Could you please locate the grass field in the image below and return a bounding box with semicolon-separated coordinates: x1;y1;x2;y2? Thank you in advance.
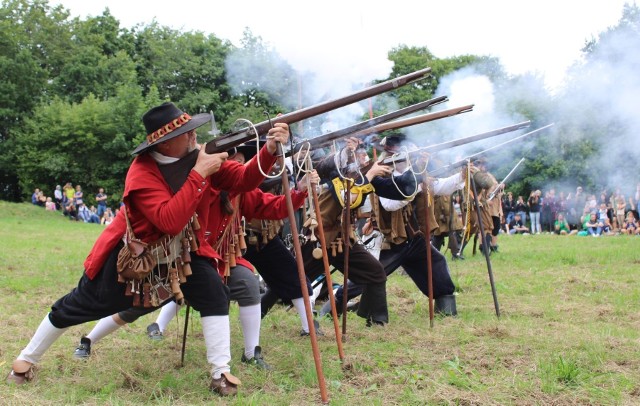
1;201;639;405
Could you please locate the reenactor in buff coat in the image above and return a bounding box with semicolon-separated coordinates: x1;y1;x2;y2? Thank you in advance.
432;193;465;260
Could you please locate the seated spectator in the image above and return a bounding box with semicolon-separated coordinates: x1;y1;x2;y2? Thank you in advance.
508;213;529;235
584;212;602;237
45;197;57;211
601;218;614;236
31;188;40;205
554;213;574;235
65;201;78;221
37;190;47;206
77;203;100;224
101;208;114;225
621;211;637;235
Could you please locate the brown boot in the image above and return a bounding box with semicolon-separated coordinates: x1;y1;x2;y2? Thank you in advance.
209;371;241;396
6;360;35;385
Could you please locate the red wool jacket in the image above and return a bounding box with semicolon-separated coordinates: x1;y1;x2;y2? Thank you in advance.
83;146;277;279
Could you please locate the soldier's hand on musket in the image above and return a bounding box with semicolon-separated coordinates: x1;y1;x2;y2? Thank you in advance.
415;150;431;166
297;170;320;193
194;144;228;178
266;123;290;154
365;161;392;181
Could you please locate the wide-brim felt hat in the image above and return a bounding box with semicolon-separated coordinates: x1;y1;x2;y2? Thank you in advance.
372;132;412;152
230;138;266;162
132;102;211;155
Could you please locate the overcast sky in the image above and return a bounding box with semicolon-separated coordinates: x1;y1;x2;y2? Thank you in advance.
53;0;630;91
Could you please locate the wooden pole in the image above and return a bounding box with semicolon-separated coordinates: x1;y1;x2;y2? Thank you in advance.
341;179;351;341
422;181;435;328
277;144;329;403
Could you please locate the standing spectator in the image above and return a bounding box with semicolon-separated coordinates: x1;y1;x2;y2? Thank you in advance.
74;185;84;207
615;196;626;231
528;190;542;234
95;188;108;219
502;192;516;225
63;183;75;203
570;186;586;226
54;185;63;210
515;195;528;227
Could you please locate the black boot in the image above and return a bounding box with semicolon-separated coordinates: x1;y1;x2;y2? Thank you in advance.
434;294;458;316
357;282;389;326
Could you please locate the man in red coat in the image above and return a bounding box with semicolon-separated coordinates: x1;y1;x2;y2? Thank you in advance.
7;102;289;397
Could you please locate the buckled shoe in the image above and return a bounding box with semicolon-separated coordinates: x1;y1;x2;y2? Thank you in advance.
6;361;34;385
73;336;91;359
146;322;163;340
209;371;241;396
300;319;324;337
241;345;272;370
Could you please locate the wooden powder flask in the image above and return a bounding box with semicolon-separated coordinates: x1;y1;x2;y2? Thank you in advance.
143;283;151;307
336;237;343;253
125;281;134;297
132;282;141;307
330;242;337;257
312;243;323;259
169;267;184;304
180;237;192;277
178;266;187;284
238;232;247;251
191;214;201;231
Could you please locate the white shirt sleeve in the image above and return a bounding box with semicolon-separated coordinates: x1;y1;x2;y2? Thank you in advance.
378;196;411;212
431;173;465;196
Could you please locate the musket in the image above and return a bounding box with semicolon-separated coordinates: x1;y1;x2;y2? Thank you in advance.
351;104;474;138
379;121;531;166
157;67;433;192
288;96;448;154
428;124;555;178
487;157;526;201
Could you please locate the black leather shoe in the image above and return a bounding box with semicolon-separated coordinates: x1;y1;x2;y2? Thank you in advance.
365;318;386;327
241;346;272;370
300;319;324;337
73;336;91;359
147;323;163;340
452;253;465;261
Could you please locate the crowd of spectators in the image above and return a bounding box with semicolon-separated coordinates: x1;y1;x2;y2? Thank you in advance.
31;184;119;226
502;184;640;237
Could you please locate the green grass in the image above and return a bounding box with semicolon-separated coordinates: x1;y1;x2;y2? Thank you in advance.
1;201;640;405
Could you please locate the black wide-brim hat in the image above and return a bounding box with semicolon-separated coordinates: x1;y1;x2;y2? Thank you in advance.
132;102;212;155
230;138;266;162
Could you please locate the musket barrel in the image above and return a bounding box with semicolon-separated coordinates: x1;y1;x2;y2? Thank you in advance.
290;95;448;153
428;123;554;177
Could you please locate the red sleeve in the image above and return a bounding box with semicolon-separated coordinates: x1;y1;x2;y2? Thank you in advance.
211;145;277;193
241;188;307;221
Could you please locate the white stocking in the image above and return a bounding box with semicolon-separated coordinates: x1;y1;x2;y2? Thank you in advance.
201;315;231;379
17;314;68;365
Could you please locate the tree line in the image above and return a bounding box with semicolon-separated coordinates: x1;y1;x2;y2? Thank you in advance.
1;0;638;205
